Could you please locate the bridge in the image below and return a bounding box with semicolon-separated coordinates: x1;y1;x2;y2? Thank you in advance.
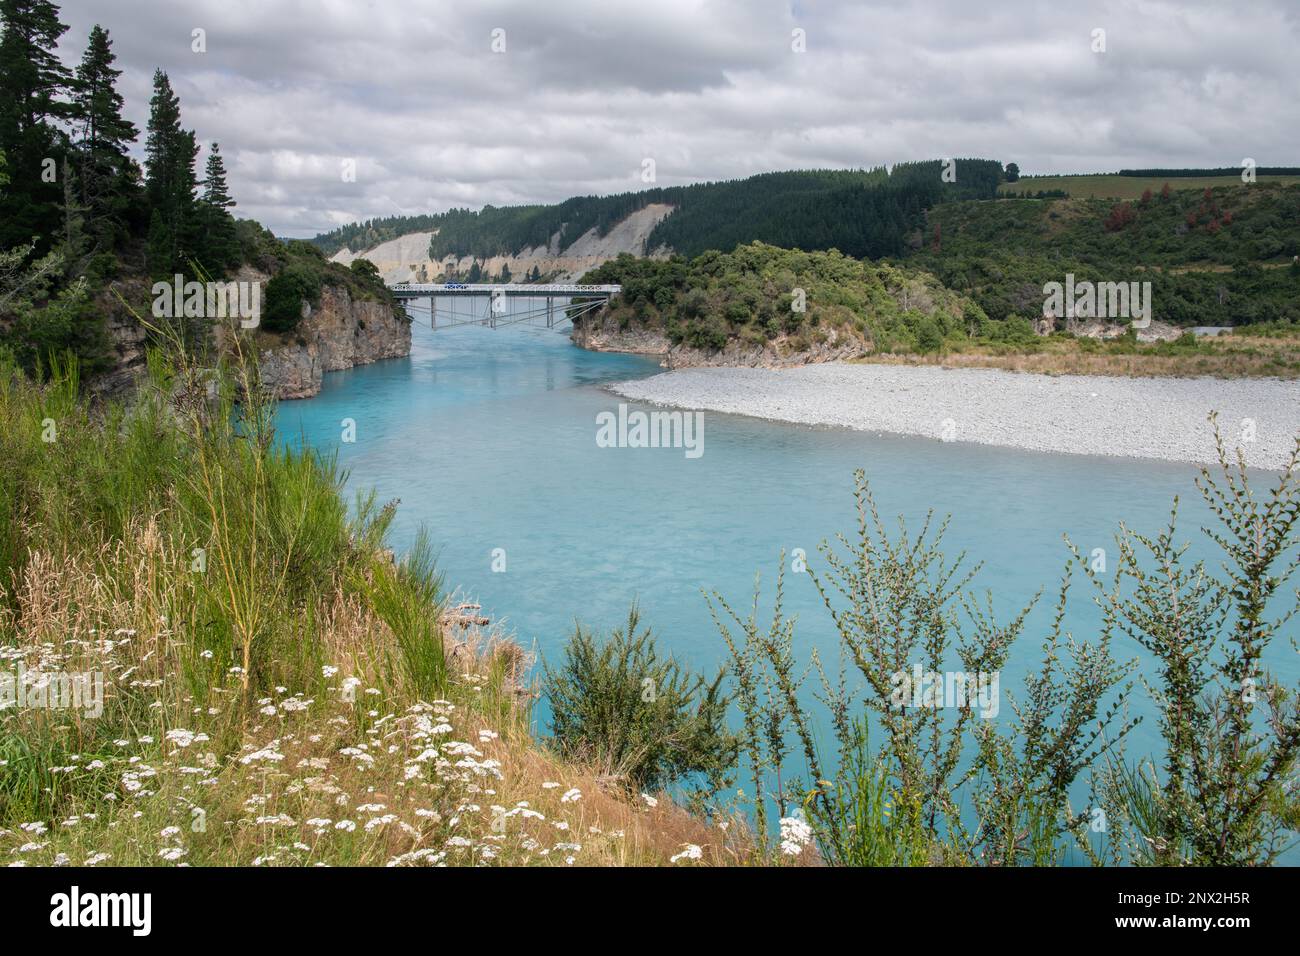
389;282;622;330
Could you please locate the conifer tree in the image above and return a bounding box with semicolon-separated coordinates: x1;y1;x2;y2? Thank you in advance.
0;0;73;249
144;70;198;276
197;142;240;271
201;142;233;209
70;24;138;249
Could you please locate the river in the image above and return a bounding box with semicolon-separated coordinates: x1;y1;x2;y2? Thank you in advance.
273;312;1298;861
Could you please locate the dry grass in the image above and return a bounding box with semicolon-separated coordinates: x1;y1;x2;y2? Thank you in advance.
856;332;1300;379
0;529;750;867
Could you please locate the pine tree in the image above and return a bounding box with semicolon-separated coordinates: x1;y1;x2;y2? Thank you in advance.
0;0;73;250
144;70;198;276
145;207;170;277
70;24;138;250
201;142;233;209
196;142;240;272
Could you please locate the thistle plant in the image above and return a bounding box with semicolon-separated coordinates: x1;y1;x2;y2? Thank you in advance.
1079;418;1300;865
712;469;1136;866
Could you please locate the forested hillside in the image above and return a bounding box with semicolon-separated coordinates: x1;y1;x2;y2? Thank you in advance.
0;5;241;374
309;141;1300;336
910;183;1300;326
311;160;1007;262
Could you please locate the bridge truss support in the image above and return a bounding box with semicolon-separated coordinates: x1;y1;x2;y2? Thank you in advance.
395;288;617;332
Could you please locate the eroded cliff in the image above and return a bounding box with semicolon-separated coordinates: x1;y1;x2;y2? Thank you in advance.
255;280;411;399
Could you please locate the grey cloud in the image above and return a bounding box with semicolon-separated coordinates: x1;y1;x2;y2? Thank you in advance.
52;0;1300;237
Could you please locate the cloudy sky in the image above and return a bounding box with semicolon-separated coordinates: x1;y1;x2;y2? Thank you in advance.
54;0;1300;238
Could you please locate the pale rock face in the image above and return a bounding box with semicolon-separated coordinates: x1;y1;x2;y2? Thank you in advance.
258;284;412;399
330;204;676;283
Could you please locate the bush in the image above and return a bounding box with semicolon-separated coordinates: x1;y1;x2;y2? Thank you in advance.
543;604;737;799
913;314;944;353
713;429;1300;866
262;262;322;333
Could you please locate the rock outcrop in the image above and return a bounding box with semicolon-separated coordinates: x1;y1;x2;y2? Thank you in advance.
570;312;867;369
1035;313;1186;343
257;282;411;400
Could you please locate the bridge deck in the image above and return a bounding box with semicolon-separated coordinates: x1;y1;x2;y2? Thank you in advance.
390;283;621;297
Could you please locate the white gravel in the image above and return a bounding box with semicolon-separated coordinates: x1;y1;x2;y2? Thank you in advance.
609;363;1300;469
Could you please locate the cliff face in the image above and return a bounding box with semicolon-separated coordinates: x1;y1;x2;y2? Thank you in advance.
330;203;675;284
256;282;411;400
570;313;867;369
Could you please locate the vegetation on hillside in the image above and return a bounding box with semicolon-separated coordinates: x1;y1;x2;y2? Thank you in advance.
583;235;1300;376
912;184;1300;328
580;242;980;356
0;2;251;374
1000;174;1300;201
312;161;1008;263
0;1;399;388
853;325;1300;379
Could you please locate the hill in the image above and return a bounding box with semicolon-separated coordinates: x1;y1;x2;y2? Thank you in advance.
911;182;1300;327
1000;173;1300;201
313;160;1007;277
572;242;978;366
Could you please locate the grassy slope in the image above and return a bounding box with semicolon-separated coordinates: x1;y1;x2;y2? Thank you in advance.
999;174;1300;201
0;351;740;867
851;326;1300;379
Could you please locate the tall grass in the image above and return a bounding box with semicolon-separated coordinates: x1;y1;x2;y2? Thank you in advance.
0;338;733;866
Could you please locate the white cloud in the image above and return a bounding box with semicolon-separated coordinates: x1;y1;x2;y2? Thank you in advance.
53;0;1300;236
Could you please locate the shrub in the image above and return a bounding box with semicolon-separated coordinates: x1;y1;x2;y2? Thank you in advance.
1080;421;1300;865
543;604;737;800
262;262;322;333
710;474;1135;865
913;314;944;353
712;426;1300;866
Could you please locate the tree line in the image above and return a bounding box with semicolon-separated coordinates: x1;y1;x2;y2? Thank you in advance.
0;0;241;372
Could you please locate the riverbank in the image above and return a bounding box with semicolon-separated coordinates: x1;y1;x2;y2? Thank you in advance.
0;353;738;868
609;362;1300;469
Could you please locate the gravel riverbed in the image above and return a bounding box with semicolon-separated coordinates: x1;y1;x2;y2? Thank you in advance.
609;363;1300;469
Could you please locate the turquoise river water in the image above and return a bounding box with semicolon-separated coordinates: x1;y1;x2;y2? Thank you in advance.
273;312;1297;862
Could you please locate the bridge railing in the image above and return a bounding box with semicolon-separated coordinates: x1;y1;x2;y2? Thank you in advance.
390;282;621;296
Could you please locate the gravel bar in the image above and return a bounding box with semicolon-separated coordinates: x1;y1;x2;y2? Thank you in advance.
609;363;1300;469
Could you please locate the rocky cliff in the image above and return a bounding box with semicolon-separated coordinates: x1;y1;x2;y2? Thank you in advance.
255;280;411;399
330;203;675;284
570;312;867;369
